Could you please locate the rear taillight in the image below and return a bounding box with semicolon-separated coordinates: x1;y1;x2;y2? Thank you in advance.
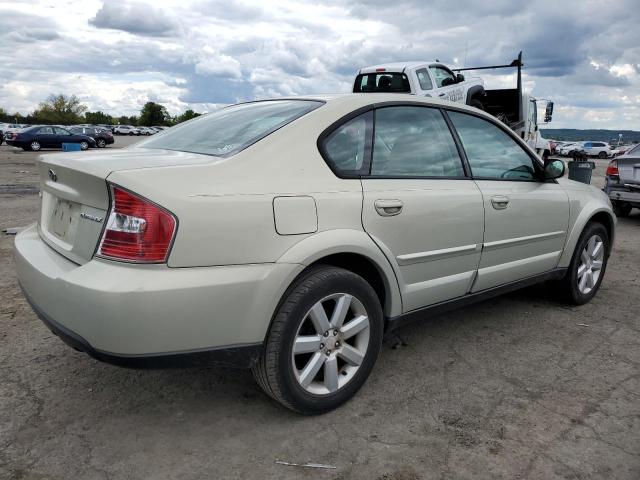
605;160;619;176
97;185;177;263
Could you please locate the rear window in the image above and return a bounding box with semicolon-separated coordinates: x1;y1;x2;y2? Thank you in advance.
353;73;410;93
138;100;322;157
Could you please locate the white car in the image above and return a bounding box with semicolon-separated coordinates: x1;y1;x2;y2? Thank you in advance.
137;127;156;135
114;125;140;135
582;141;612;159
15;94;615;414
558;142;583;156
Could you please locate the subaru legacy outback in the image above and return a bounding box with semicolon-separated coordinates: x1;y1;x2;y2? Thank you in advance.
16;94;614;414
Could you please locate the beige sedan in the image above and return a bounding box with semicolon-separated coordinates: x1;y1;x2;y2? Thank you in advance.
15;94;614;414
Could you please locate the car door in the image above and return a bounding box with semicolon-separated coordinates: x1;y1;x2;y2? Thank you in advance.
447;110;570;291
429;66;464;104
36;126;56;147
53;127;73;147
357;105;485;312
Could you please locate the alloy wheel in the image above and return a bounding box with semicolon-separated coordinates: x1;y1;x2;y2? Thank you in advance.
292;293;370;395
577;234;604;295
31;141;41;151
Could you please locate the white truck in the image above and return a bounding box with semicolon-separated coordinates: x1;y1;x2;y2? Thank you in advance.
354;52;554;161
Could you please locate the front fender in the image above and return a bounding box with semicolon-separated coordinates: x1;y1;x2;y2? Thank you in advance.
276;229;403;317
557;198;615;268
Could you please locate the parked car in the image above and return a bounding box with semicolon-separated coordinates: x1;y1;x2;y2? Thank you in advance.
114;125;140;135
15;95;615;414
582;141;612;158
5;125;96;151
558;142;583;156
69;126;114;148
137;127;155;135
604;143;640;217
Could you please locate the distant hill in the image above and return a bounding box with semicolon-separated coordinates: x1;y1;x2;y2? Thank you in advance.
541;129;640;143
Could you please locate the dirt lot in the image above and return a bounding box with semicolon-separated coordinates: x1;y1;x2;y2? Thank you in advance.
1;140;639;480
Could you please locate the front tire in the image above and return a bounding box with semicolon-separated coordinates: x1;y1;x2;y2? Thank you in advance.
253;266;383;414
30;141;41;151
79;141;89;150
96;138;106;148
598;151;608;159
557;222;609;305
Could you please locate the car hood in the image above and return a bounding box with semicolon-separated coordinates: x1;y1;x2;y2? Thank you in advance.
39;147;216;178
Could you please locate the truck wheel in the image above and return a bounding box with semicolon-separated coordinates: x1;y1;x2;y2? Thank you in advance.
556;222;609;305
253;266;383;414
613;202;632;218
469;98;484;111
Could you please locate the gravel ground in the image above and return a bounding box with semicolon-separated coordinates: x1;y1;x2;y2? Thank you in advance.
1;140;639;480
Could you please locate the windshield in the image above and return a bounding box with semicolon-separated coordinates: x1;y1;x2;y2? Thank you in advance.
138;100;323;157
353;73;410;93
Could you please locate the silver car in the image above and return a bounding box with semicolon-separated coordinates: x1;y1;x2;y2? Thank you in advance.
15;94;615;413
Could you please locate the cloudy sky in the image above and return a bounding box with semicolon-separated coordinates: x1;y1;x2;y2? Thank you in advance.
0;0;639;129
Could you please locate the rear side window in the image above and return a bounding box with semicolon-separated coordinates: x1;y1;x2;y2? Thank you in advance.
449;111;537;180
371;106;464;177
139;100;323;157
321;111;372;175
354;73;410;93
415;69;433;90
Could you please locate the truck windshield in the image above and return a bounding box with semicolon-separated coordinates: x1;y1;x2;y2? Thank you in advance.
138;100;323;157
353;73;411;93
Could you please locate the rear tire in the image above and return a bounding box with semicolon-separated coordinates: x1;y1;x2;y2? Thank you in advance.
29;141;41;151
613;202;632;218
253;266;383;414
556;222;609;305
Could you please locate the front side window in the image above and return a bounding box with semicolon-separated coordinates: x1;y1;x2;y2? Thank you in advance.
353;73;411;93
321;111;372;175
139;100;322;157
429;66;456;88
415;69;433;91
371;106;464;177
38;127;54;134
448;111;538;180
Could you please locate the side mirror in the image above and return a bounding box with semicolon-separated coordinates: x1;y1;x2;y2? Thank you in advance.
544;101;554;123
544;159;565;179
456;73;465;83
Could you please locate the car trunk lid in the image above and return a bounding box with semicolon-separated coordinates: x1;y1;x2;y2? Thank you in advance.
616;155;640;186
36;148;213;264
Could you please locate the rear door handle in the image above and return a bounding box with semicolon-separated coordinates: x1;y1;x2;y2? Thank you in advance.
374;199;403;216
491;195;510;210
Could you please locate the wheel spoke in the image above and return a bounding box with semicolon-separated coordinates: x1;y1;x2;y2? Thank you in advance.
330;294;352;329
586;271;595;289
337;344;364;366
591;260;603;271
293;335;322;354
578;271;589;292
309;302;331;334
298;352;325;388
577;264;587;278
581;249;590;265
340;315;369;340
591;241;603;259
587;236;596;256
323;356;339;393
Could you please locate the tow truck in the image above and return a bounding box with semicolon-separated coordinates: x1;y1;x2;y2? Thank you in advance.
353;52;554;161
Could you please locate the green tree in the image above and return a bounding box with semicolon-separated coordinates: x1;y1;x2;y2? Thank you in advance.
174;109;201;124
85;111;114;125
138;102;171;126
32;94;87;125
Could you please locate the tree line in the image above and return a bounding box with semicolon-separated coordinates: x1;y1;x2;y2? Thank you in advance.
0;94;202;127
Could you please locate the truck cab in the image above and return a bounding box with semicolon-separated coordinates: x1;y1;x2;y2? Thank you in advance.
353;62;486;107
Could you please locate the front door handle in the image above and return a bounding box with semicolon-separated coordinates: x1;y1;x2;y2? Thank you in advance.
491;195;510;210
374;199;404;217
438;93;446;97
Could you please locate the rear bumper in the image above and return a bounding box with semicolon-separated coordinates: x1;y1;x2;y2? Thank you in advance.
607;186;640;205
15;223;302;367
